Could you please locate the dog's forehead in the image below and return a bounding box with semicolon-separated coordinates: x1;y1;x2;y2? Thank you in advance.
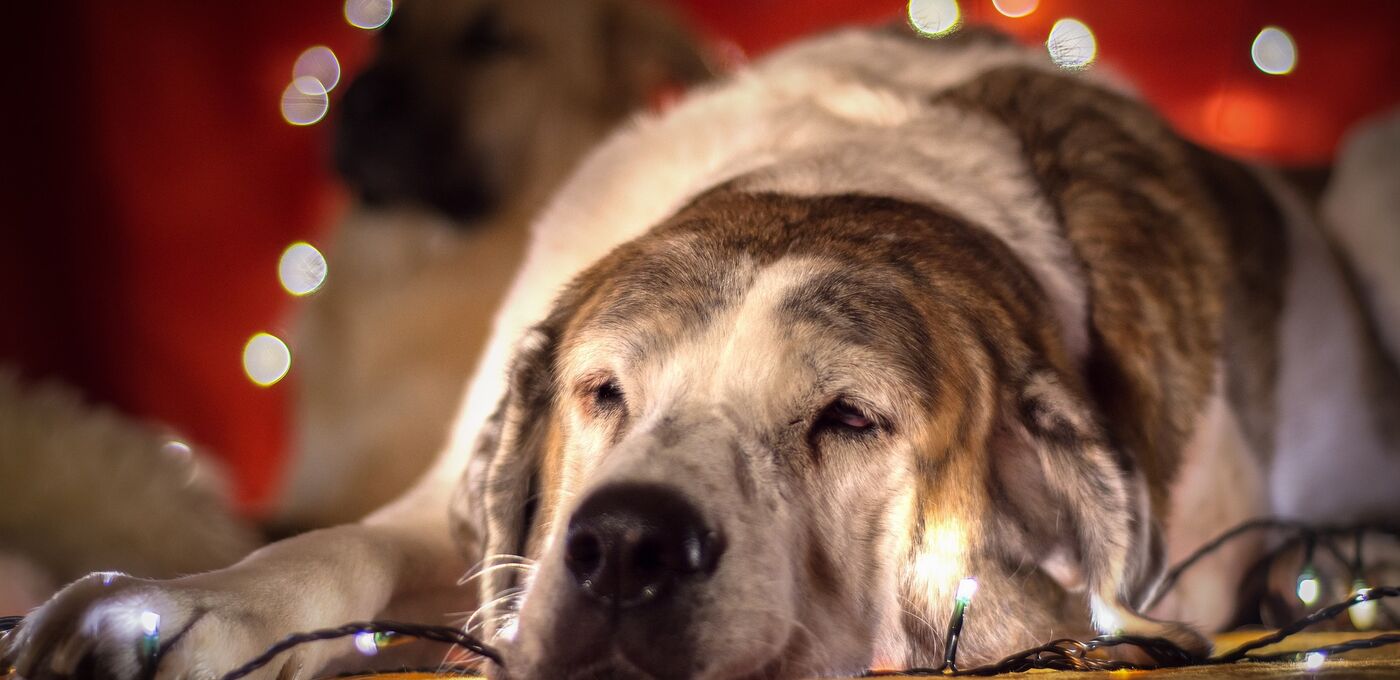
558;192;959;408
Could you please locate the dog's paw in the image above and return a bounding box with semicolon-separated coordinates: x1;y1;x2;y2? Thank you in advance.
2;572;302;680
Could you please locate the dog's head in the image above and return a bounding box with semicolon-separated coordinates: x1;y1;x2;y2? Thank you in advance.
333;0;709;221
467;189;1195;679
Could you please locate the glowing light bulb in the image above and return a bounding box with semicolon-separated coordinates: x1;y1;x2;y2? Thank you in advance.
278;242;328;296
1304;652;1325;671
1251;26;1297;76
1296;567;1320;607
293;46;340;93
992;0;1037;18
243;333;291;387
956;577;979;604
345;0;393;30
908;0;960;38
1350;581;1378;631
1047;18;1097;70
140;611;161;637
354;631;379;656
281;77;329;126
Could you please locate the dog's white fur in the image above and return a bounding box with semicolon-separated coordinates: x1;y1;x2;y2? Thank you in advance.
6;27;1398;680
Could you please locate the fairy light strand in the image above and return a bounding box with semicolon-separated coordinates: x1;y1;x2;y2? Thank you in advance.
4;522;1399;679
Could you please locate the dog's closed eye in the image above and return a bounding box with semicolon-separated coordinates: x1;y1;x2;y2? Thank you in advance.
813;399;878;437
578;374;626;419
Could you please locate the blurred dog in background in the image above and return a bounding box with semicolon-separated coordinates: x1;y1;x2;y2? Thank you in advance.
275;0;711;528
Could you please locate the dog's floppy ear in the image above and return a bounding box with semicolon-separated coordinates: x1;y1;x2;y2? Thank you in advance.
599;0;714;110
452;321;562;636
1002;368;1208;654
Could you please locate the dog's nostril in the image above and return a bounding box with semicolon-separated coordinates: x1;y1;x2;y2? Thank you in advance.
565;531;603;579
564;483;724;609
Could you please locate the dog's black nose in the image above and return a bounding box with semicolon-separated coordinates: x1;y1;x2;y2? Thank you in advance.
564;483;724;608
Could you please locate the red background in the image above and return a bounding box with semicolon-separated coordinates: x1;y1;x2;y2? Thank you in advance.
4;1;1398;514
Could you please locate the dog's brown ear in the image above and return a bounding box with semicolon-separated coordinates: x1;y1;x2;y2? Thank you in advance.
1003;368;1209;655
599;0;713;109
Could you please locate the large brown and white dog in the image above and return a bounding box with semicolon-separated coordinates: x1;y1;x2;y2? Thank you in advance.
7;24;1400;680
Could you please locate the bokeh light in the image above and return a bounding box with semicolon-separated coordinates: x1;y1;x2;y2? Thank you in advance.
992;0;1038;19
293;46;341;93
345;0;393;30
1304;652;1325;671
162;439;192;460
1047;18;1097;69
354;631;379;656
1251;26;1297;75
281;77;329;126
140;611;161;636
278;242;328;296
1350;582;1378;631
908;0;960;38
243;333;291;387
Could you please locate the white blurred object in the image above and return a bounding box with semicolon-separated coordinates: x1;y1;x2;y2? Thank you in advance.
0;369;258;601
1321;106;1400;366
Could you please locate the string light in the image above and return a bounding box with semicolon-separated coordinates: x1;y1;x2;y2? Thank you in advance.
1297;565;1320;607
242;333;291;387
942;577;978;670
353;631;379;656
1303;651;1326;671
1251;26;1297;75
292;46;340;93
1047;18;1097;69
907;0;961;38
280;77;329;126
1350;581;1378;631
344;0;393;30
140;610;161;660
278;242;327;296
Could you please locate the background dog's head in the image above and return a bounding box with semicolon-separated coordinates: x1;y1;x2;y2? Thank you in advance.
465;188;1197;679
333;0;710;221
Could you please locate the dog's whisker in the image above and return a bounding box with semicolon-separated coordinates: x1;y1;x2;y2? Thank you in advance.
464;587;528;633
459;554;536;585
458;561;537;587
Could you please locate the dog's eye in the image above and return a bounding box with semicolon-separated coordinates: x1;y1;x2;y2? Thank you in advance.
590;379;625;411
814;399;877;436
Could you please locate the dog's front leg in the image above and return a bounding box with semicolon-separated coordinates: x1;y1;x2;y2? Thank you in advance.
1;490;471;680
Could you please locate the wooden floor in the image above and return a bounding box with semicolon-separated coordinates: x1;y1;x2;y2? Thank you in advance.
333;632;1400;679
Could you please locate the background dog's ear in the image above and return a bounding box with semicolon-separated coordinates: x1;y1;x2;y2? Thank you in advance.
1001;368;1210;655
599;0;714;111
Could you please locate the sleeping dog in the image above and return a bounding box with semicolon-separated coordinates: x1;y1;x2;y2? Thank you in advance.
7;24;1400;680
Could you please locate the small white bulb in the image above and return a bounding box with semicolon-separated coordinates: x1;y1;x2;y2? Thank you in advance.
140;611;161;637
956;577;979;603
1304;652;1325;671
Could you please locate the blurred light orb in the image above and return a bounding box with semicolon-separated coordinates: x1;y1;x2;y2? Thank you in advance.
1251;26;1297;75
908;0;960;38
293;46;341;93
345;0;393;30
1047;18;1097;69
992;0;1038;18
243;333;291;387
1304;652;1325;671
281;77;329;126
1350;582;1378;630
278;242;328;296
162;439;192;460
